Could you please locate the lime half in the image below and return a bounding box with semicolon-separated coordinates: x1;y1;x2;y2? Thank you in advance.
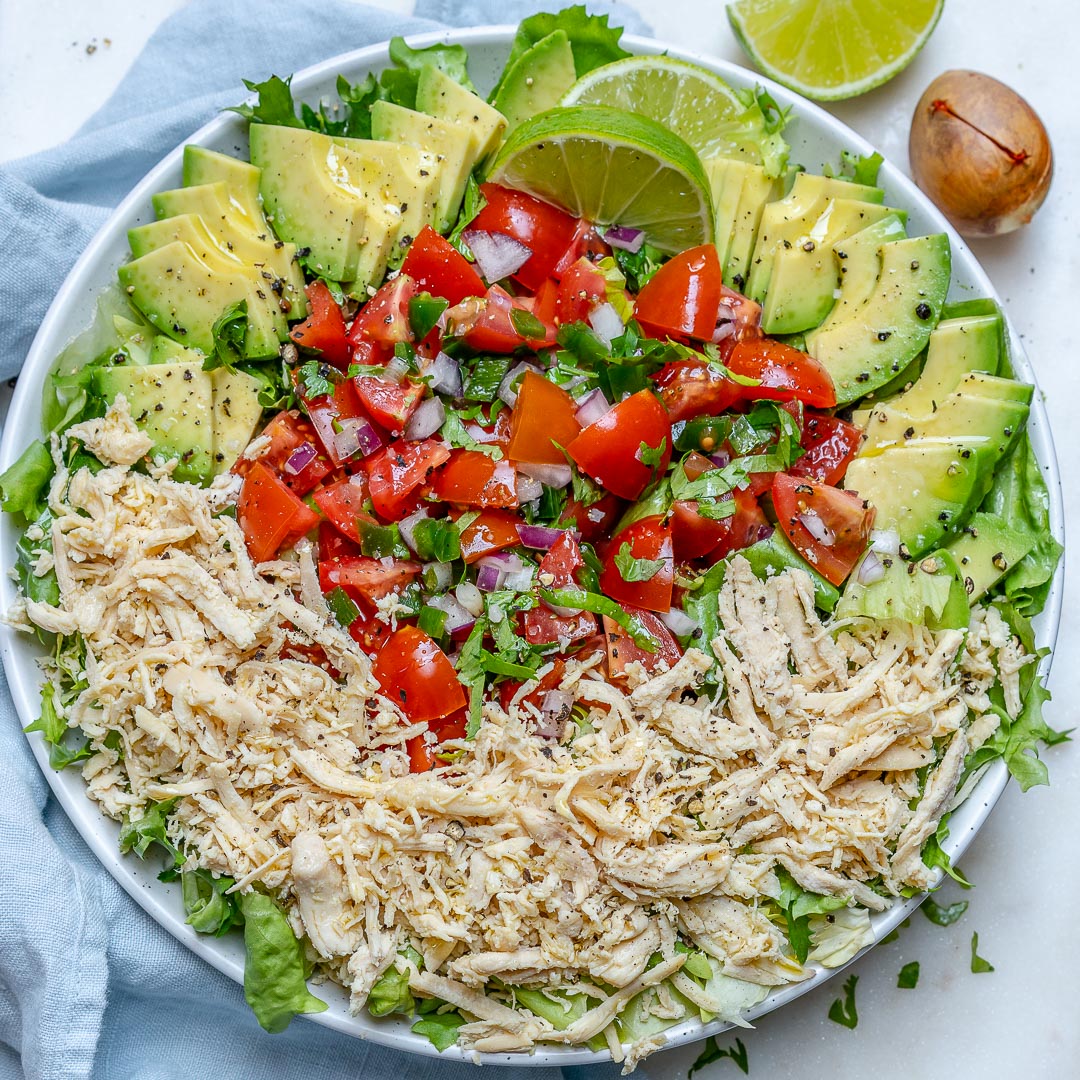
486;106;713;253
727;0;944;101
561;55;771;165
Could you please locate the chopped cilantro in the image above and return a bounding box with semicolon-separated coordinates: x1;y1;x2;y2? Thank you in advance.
921;897;968;927
970;932;994;973
688;1035;749;1077
297;360;336;400
827;974;859;1029
614;541;664;583
897;961;920;989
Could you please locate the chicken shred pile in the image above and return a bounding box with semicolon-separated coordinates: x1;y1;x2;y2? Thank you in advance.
12;400;1030;1065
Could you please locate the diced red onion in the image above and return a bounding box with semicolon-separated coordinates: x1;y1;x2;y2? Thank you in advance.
283;442;318;476
333;417;383;461
574;388;611;428
603;225;645;253
515;473;544;504
755;524;774;543
426;351;462;398
659;607;701;636
799;510;835;546
404;396;445;441
498;360;541;409
383;353;410;385
870;528;901;555
462;229;532;283
450;619;477;641
517;524;568;550
428;592;475;632
588;302;624;346
423;560;453;592
712;320;736;344
709;449;731;468
398;509;429;554
476;562;506;592
516;461;573;489
477;551;524;573
455;581;484;616
857;550;886;585
536;689;574;738
503;565;535;593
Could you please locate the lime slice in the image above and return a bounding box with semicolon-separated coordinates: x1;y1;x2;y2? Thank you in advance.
560;55;787;175
486;106;713;253
727;0;944;101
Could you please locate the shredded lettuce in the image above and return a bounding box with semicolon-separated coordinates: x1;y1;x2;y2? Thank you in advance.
181;869;244;936
837;548;969;629
0;441;54;520
774;866;849;964
806;906;873;968
119;797;183;862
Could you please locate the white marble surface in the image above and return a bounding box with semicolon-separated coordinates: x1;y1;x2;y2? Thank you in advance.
1;2;1077;1078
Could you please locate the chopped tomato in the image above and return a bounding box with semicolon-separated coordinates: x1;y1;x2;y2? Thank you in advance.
464;407;513;452
471;184;578;291
348;605;395;656
498;658;568;712
365;438;450;520
432;450;518;508
553;220;611;276
458;508;520;563
671;487;769;562
347;274;415;348
719;283;763;341
296;375;373;468
567;389;671;500
400;226;485;305
373;626;465;724
555;257;606;324
232;410;332;495
319;555;421;604
312;474;374;544
790;413;864;486
725;338;837;408
237;461;320;563
353;374;425;436
772;473;876;586
634;245;723;341
600;515;674;613
318;520;360;562
507;371;582;466
449;285;554;353
524;533;598;645
603;610;682;680
289;281;350;368
529;277;559;326
653;360;741;423
407;708;468;772
558;492;624;544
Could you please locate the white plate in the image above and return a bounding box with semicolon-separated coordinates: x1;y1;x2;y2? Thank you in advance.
0;26;1064;1068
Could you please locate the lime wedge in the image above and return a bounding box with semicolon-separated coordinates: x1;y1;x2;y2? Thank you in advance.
560;55;788;176
727;0;944;101
486;106;713;253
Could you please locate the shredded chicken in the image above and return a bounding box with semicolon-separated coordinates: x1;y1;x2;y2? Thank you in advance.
14;401;1027;1066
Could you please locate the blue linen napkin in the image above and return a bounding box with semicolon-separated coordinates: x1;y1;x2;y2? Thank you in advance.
0;2;650;1078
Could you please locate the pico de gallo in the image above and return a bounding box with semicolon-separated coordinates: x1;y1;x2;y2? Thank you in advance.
234;185;873;771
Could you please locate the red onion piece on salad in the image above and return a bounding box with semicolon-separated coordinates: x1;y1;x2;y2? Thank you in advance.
857;550;886;585
799;511;835;546
382;353;410;385
476;562;506;592
516;461;573;489
602;225;645;253
427;592;475;633
398;509;429;554
333;417;383;461
536;689;574;739
517;524;569;550
283;442;318;476
462;229;532;283
515;473;544;504
659;607;700;636
870;528;901;555
588;302;624;346
404;396;445;441
425;351;463;398
477;551;524;574
574;388;611;428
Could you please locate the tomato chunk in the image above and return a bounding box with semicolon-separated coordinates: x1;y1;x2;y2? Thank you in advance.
634;245;722;341
604;610;682;680
319;555;420;604
498;659;568;713
555;257;606;324
471;184;578;291
653;360;741;423
289;281;350;368
772;473;876;586
400;226;486;305
671;487;769;562
726;338;837;408
449;285;554;353
237;461;320;563
312;475;375;544
365;438;450;520
353;374;425;436
790;413;864;486
433;450;518;508
507;371;582;466
407;708;468;772
524;533;598;645
458;508;521;563
373;626;465;724
600;515;674;613
567;389;671;500
232;410;332;495
347;274;415;348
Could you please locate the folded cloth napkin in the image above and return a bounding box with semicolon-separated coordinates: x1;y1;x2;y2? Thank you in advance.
0;2;650;1078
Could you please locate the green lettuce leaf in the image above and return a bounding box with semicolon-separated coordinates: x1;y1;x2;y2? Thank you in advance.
369;946;423;1016
411;1011;466;1051
381;37;474;110
774;866;849;964
237;890;328;1032
182;869;244;935
0;440;54;520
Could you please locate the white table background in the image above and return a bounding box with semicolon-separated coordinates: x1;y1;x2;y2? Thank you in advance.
1;2;1077;1078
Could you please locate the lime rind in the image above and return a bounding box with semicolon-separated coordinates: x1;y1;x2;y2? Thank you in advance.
727;0;944;101
486;105;714;252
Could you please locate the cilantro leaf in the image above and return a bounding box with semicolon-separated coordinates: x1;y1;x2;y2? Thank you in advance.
688;1035;749;1077
440;411;503;459
611;242;664;293
827;974;859;1029
637;436;667;475
922;896;968;926
970;932;995;973
614;541;664;583
297;360;336;400
201;300;249;372
228;75;305;127
897;961;920;989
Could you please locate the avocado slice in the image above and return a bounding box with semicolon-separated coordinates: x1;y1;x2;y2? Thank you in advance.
370;101;481;232
492;30;576;134
946;511;1039;603
843;437;981;557
415;66;507;160
182;146;264;223
96;361;215;483
118;240;282;359
152;182;307;313
805;233;951;406
746;172;885;304
703;157;783;288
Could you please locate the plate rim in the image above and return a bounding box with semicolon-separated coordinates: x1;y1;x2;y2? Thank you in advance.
0;23;1064;1068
